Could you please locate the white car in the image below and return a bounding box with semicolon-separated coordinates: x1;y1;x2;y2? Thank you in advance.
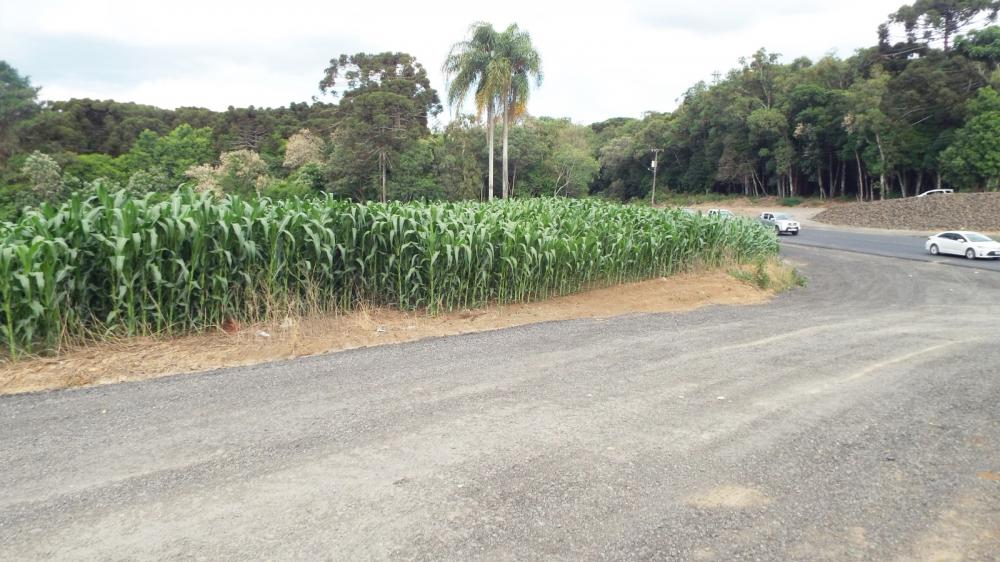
916;189;954;197
707;208;735;219
926;231;1000;259
759;212;800;235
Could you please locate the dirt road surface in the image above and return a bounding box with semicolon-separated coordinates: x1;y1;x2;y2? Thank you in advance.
1;245;998;560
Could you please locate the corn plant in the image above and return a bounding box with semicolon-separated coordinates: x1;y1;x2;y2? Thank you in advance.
0;187;777;357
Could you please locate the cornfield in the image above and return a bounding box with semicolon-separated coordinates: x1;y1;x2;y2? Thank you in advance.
1;188;777;357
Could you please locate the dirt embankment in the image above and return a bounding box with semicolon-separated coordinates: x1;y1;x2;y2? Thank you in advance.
813;193;1000;231
0;261;799;396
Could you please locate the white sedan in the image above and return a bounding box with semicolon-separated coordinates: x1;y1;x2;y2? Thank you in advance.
916;188;953;197
926;231;1000;259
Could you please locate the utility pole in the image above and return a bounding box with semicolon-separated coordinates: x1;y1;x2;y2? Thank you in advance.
650;148;663;206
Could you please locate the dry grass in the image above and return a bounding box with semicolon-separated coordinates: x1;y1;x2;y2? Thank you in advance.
0;263;801;396
728;257;808;292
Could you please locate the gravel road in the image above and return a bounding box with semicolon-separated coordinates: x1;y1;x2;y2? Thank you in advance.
1;245;998;561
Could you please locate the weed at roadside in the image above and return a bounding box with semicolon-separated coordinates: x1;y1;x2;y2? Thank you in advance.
729;257;806;292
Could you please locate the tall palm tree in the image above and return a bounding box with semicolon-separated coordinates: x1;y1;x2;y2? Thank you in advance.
443;23;501;201
493;24;542;199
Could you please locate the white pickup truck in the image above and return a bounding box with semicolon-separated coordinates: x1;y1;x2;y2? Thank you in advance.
759;212;800;235
707;208;735;219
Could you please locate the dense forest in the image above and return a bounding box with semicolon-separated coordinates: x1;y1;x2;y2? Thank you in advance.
4;0;1000;220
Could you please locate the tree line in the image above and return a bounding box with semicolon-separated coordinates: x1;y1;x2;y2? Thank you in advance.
593;0;1000;201
3;1;1000;220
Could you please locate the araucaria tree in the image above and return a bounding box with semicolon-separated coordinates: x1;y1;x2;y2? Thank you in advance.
889;0;1000;50
320;52;441;202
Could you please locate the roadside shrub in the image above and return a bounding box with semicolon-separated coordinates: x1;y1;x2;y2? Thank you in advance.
184;150;270;195
127;168;172;193
730;256;772;290
730;257;807;291
283;129;326;169
263;178;314;200
781;196;803;206
752;258;771;289
21;151;63;202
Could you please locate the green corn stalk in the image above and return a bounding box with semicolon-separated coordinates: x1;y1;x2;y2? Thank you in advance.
0;189;777;356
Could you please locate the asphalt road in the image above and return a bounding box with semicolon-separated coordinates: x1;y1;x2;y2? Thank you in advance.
2;245;999;560
783;226;1000;272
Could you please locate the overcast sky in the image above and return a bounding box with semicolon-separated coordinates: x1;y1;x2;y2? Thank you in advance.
2;0;906;125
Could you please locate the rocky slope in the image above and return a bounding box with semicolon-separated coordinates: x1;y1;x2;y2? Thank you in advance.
813;193;1000;232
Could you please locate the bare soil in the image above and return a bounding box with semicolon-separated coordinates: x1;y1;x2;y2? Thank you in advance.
0;265;788;395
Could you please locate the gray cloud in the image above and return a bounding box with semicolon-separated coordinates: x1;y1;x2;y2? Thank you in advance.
0;0;904;122
2;31;359;105
637;0;822;33
3;34;197;86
